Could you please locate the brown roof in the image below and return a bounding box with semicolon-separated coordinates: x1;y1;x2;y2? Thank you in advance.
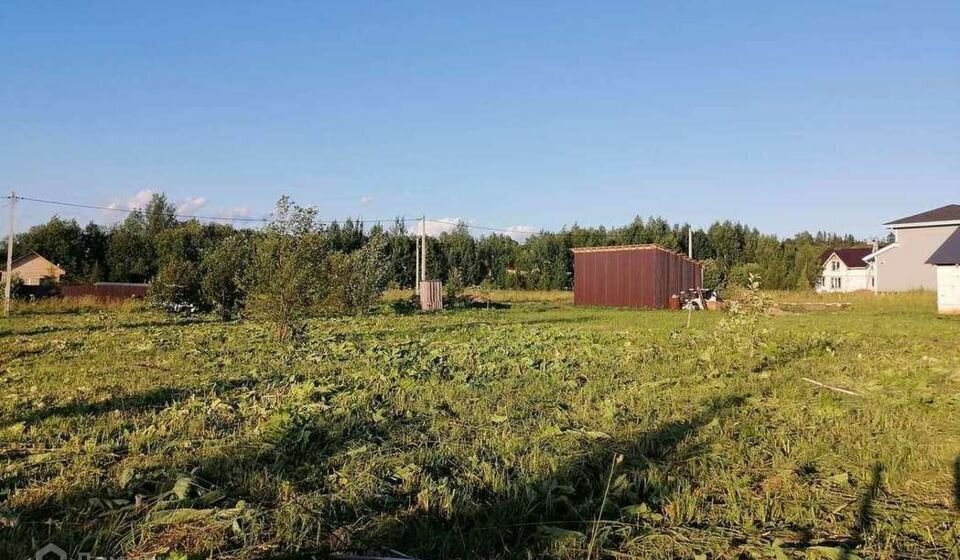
820;247;872;269
926;228;960;265
884;204;960;226
570;244;699;264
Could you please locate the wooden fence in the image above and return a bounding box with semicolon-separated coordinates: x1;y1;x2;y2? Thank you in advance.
419;280;443;311
61;282;149;300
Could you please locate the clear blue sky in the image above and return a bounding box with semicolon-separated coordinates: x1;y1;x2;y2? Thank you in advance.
2;1;958;239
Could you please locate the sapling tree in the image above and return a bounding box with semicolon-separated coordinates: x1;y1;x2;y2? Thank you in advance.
245;197;330;341
201;234;252;320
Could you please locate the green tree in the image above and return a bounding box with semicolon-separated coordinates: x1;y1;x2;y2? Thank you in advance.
149;259;203;310
244;197;330;341
728;263;763;288
202;234;252;320
344;233;389;314
107;211;154;282
701;258;725;291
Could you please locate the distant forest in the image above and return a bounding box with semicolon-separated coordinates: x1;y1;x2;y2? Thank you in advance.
12;193;878;291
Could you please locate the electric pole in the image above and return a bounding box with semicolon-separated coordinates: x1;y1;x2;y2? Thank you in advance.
4;191;15;316
420;216;427;284
414;232;420;295
688;226;693;259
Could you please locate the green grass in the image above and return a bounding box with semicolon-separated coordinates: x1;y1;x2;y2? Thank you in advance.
0;292;958;559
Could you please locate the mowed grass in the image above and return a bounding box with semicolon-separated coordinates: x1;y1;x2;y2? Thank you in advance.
0;292;958;559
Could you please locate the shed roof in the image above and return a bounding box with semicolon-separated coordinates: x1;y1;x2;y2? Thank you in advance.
570;244;699;264
926;228;960;265
820;247;872;269
884;204;960;227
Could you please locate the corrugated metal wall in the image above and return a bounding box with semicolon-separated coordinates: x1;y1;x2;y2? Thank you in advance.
573;246;702;309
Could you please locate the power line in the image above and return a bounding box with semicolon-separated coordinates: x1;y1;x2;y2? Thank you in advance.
426;218;539;235
13;195;269;223
9;195;419;226
3;194;704;243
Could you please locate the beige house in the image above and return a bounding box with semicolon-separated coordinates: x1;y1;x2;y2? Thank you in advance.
1;252;66;285
864;205;960;292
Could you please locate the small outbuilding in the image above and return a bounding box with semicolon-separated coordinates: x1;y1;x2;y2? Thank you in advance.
572;244;702;309
926;228;960;315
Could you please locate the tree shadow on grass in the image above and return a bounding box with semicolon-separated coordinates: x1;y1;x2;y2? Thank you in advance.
0;317;217;339
334;393;748;559
4;391;746;560
954;455;960;512
2;378;253;429
840;462;884;560
2;386;188;429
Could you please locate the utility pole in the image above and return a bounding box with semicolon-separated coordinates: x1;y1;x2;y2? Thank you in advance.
420;216;427;284
4;191;15;316
414;232;420;295
688;226;693;259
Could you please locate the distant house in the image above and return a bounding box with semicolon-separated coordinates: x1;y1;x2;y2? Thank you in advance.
0;252;65;286
816;247;874;293
926;228;960;314
864;204;960;292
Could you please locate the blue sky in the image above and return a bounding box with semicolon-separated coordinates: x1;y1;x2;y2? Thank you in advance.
1;1;958;239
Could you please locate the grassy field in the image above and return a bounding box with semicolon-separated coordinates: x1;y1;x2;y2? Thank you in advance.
1;292;958;559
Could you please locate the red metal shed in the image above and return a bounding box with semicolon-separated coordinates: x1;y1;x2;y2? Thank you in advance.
572;245;702;309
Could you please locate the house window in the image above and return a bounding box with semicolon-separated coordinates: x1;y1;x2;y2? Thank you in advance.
831;277;842;290
831;260;840;271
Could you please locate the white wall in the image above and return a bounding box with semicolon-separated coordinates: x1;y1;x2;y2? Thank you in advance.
936;265;960;314
816;255;873;293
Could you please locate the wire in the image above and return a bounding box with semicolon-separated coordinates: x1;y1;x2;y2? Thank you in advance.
12;195;419;226
426;218;534;235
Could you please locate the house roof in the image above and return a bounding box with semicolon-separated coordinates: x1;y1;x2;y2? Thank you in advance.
820;247;872;269
884;204;960;227
8;251;65;272
926;228;960;265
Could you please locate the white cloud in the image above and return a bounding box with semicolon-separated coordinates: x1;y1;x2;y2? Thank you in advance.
359;195;374;206
104;189;154;212
176;196;207;214
215;206;257;224
423;217;465;236
503;225;537;242
102;190;257;224
418;219;538;241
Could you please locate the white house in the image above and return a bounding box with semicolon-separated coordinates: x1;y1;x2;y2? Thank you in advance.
926;228;960;314
816;247;875;293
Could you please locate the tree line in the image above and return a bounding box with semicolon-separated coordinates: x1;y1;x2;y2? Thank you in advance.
12;192;872;298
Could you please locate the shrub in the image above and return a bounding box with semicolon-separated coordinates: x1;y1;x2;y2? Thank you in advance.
149;259;203;312
701;258;725;292
201;234;252;321
727;263;763;288
344;233;389;314
445;266;464;302
244;197;330;341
